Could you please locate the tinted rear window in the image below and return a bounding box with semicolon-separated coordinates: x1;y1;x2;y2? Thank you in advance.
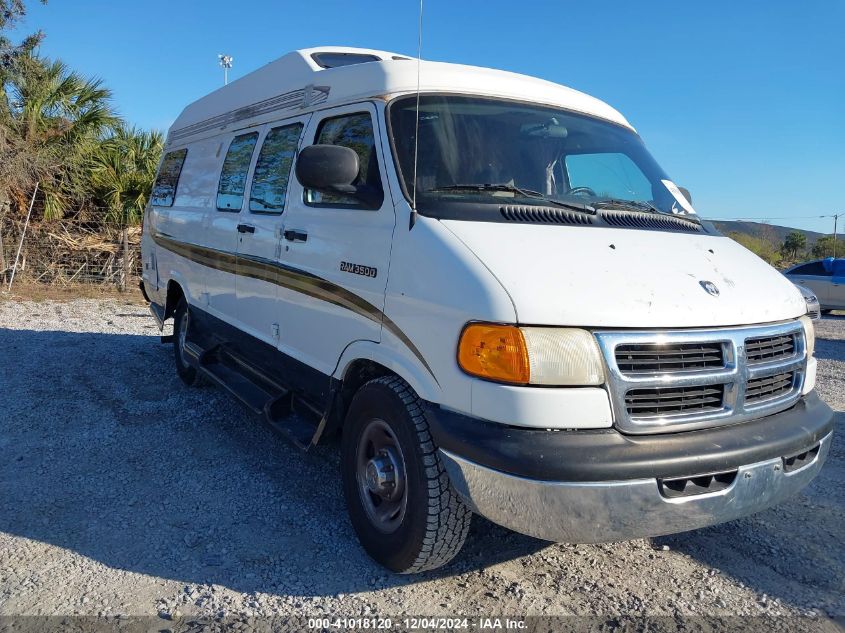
217;133;259;211
151;149;187;207
249;123;303;213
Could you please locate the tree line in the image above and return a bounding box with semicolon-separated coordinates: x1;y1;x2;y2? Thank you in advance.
1;0;162;228
727;229;839;269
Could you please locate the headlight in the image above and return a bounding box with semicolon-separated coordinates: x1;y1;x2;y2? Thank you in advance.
800;315;815;356
457;323;605;385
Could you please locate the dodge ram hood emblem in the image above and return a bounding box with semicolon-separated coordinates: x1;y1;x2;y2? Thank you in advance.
700;280;720;297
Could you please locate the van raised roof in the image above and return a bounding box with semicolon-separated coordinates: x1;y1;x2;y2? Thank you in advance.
167;46;631;146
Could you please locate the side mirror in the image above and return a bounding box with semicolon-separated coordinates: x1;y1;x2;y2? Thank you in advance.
678;187;693;205
295;144;382;208
296;144;359;193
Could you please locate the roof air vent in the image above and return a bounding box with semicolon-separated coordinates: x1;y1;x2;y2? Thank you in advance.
311;52;381;69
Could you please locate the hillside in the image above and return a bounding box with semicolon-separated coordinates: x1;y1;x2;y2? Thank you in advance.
712;220;827;244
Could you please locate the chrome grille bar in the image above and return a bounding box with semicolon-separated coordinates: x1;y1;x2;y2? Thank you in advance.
615;341;725;373
745;333;796;364
595;321;806;434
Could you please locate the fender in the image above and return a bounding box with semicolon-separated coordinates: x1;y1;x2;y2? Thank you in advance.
162;270;197;321
334;339;442;403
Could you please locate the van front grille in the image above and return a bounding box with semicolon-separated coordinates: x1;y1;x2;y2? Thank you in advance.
745;372;796;404
625;384;725;418
745;333;796;364
596;321;807;434
615;342;724;374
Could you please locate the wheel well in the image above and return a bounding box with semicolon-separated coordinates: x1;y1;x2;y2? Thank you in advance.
329;359;397;434
163;281;185;321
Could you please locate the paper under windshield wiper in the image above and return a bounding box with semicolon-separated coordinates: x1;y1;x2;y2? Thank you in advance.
593;198;663;213
428;183;595;213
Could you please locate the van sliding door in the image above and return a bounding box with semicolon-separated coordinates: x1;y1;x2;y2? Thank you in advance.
235;116;310;348
205;132;260;328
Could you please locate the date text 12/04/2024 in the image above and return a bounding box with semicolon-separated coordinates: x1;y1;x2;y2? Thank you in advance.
307;617;527;630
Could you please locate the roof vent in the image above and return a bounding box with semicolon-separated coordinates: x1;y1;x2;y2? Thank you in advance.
500;205;596;226
311;52;381;69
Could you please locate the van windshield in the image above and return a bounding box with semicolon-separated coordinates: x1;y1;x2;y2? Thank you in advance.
388;95;693;219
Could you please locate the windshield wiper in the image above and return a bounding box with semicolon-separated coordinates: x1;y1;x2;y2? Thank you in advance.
594;198;702;225
428;183;596;214
592;198;662;213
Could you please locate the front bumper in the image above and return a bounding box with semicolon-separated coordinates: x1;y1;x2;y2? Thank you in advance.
428;393;834;543
442;432;830;542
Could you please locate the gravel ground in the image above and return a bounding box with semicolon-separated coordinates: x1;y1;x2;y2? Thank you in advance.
0;297;843;625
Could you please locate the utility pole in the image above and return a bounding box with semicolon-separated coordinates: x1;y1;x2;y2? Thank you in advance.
823;213;841;258
218;54;233;86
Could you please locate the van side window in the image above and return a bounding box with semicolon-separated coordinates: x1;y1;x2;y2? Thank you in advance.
306;112;383;208
217;132;259;211
249;123;303;213
151;149;187;207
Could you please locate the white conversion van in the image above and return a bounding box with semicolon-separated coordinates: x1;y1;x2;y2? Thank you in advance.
141;47;833;573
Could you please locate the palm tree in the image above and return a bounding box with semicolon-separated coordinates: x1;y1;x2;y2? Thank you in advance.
3;55;116;219
89;124;164;226
89;124;163;289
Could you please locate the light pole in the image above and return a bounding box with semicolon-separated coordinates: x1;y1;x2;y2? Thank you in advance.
218;54;233;86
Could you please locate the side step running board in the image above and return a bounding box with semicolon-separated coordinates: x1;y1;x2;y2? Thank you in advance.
264;392;319;450
149;302;165;330
200;358;275;415
190;342;323;450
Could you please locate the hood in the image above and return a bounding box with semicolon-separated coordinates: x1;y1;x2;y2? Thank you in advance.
443;220;806;328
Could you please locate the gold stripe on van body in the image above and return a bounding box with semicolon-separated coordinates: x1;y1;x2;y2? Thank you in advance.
152;232;436;381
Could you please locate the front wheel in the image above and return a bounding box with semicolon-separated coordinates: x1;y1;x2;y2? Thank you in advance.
341;376;471;573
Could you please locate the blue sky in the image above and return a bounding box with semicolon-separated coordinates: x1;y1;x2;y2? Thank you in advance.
12;0;844;233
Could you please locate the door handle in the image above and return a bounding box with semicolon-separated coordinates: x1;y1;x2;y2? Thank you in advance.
284;229;308;242
237;223;255;234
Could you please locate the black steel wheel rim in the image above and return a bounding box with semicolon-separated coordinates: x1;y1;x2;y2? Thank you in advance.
355;418;408;534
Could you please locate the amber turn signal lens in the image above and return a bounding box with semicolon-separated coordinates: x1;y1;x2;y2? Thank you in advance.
458;323;530;384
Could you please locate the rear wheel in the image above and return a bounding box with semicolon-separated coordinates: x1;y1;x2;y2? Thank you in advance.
341;376;471;573
173;298;203;386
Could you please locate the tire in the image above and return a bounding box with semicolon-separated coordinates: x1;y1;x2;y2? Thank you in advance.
341;376;471;573
173;298;203;387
